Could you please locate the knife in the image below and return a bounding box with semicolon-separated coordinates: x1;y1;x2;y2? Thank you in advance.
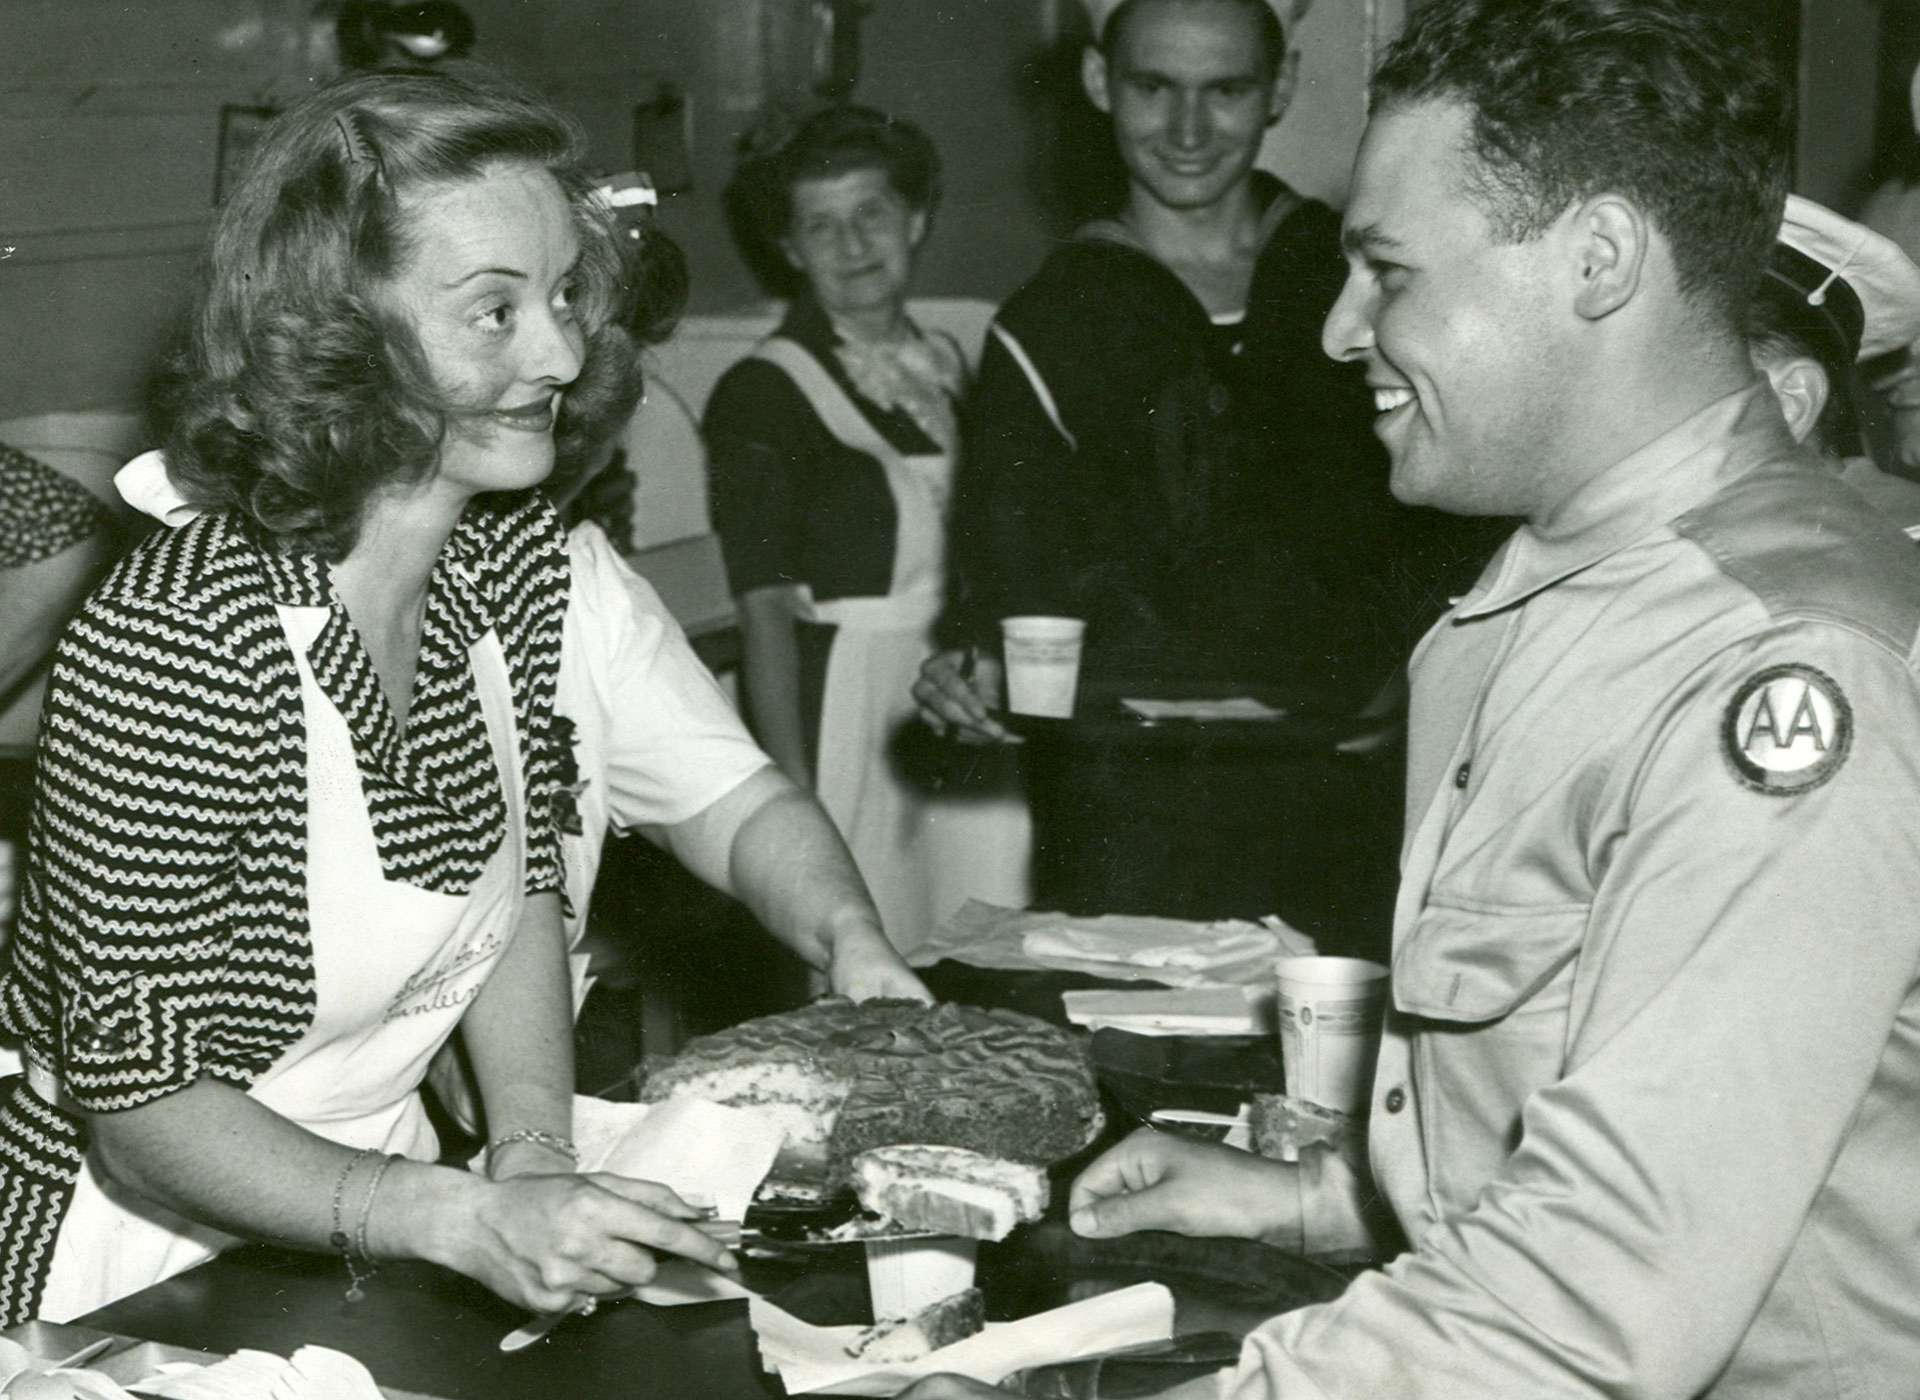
500;1302;592;1354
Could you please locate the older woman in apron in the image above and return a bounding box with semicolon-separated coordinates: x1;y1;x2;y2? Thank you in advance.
706;107;1031;961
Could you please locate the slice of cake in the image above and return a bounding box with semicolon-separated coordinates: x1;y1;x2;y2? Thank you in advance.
847;1287;986;1363
851;1145;1048;1242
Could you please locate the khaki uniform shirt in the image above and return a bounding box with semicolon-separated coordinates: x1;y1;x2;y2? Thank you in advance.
1227;386;1920;1398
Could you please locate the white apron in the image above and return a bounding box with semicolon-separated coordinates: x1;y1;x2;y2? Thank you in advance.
37;606;527;1320
751;338;1031;961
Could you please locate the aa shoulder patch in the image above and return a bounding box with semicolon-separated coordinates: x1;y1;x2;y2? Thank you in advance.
1722;663;1851;795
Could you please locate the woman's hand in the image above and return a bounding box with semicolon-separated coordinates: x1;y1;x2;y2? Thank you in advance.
415;1170;738;1315
828;922;932;1002
1068;1128;1300;1245
914;649;1017;745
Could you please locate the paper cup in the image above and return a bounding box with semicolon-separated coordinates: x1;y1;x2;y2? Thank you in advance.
1275;957;1389;1117
1001;616;1086;719
865;1236;978;1320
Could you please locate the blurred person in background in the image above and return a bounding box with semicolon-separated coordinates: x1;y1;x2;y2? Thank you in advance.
914;0;1492;948
1747;195;1920;529
0;443;114;990
705;106;1031;962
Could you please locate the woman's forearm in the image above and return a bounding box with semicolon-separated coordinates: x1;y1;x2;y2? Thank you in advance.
647;767;874;967
458;891;575;1175
737;588;813;789
87;1076;478;1269
85;1067;735;1313
648;768;925;1000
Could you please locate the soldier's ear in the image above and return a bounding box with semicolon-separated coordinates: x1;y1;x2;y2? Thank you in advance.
1757;354;1831;445
1569;194;1647;322
1082;44;1113;115
1268;50;1300;126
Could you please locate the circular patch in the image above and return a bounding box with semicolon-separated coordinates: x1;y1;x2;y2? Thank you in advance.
1722;663;1852;795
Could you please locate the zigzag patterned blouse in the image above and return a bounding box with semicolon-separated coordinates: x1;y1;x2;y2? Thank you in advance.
0;491;568;1324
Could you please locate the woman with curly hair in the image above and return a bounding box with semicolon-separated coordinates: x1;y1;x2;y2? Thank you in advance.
705;106;1031;960
0;68;740;1325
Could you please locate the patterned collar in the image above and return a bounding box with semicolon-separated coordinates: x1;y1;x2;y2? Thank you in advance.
252;503;514;890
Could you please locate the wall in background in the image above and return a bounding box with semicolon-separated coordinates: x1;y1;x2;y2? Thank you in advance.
0;0;1062;421
1258;0;1405;208
3;0;1878;427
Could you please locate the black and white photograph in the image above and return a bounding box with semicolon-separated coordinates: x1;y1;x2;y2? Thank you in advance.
0;2;1915;1396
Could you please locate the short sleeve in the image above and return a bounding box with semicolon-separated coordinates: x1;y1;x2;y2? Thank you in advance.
564;524;770;828
13;592;264;1110
0;442;112;570
703;358;814;597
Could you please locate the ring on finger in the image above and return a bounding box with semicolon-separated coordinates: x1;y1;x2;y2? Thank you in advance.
575;1294;598;1317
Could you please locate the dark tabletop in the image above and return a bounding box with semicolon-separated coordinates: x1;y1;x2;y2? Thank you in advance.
80;1244;794;1399
1000;678;1376;753
73;977;1348;1399
76;1227;1355;1400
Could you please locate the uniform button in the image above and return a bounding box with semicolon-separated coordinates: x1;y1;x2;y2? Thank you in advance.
1454;762;1471;789
1384;1086;1407;1114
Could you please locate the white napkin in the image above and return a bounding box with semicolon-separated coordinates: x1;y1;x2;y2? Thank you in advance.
631;1259;756;1307
916;902;1314;986
0;1336;140;1400
135;1345;381;1399
1120;697;1287;722
571;1094;785;1225
1062;986;1272;1036
750;1281;1175;1396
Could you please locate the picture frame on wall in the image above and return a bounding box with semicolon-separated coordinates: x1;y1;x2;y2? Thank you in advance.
633;82;694;194
214;104;278;206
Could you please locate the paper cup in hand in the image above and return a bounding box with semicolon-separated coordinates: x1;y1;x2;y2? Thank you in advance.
1001;616;1085;719
1276;956;1389;1117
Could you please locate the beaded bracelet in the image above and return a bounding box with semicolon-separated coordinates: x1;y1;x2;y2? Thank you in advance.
351;1153;399;1294
486;1128;580;1174
328;1147;381;1302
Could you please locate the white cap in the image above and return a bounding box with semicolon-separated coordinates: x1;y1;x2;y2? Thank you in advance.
1081;0;1309;42
1772;194;1920;363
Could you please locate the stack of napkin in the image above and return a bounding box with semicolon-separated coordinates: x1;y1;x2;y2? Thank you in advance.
136;1346;382;1399
0;1336;138;1400
1062;986;1272;1037
750;1282;1176;1396
914;901;1315;986
0;1339;384;1400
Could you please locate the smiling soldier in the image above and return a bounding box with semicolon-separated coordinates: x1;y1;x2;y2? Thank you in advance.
916;0;1485;944
980;1;1920;1396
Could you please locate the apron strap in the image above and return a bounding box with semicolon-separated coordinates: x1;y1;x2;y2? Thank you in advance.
751;338;901;465
750;335;953;607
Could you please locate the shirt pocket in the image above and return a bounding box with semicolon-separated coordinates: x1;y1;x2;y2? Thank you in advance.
1394;898;1585;1023
1394;900;1588;1213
